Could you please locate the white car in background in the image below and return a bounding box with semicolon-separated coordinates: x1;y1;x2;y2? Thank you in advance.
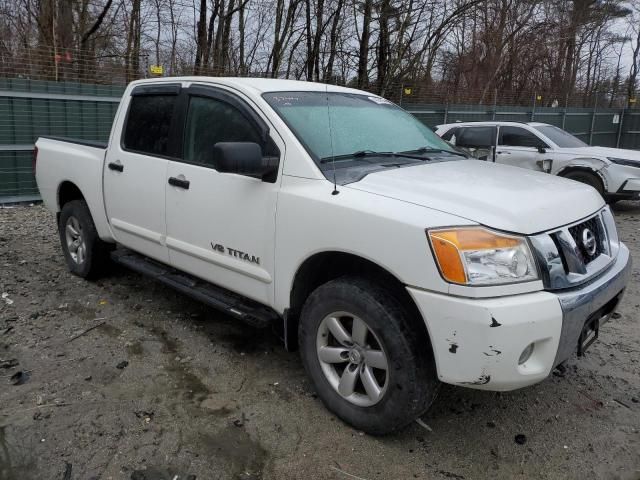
434;121;640;203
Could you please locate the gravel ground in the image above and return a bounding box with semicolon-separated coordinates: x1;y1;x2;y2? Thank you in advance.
1;203;639;480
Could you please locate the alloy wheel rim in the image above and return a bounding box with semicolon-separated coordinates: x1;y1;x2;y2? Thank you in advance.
65;216;86;264
316;311;389;407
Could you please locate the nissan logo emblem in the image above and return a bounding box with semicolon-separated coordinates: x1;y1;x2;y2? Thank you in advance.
581;228;597;256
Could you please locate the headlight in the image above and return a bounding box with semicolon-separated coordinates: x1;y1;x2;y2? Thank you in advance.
428;227;539;285
608;157;640;168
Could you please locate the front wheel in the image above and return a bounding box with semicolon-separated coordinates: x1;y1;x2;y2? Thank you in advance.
298;276;439;435
562;170;605;198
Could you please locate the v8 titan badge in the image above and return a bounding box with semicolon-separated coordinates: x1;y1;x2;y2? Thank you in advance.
211;243;260;265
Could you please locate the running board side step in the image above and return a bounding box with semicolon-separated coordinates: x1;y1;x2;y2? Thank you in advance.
110;249;279;328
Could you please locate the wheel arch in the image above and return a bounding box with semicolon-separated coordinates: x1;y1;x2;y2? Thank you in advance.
56;180;114;243
284;251;432;354
57;180;86;211
556;163;608;192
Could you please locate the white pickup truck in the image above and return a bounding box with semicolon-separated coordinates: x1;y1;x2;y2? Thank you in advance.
35;77;631;434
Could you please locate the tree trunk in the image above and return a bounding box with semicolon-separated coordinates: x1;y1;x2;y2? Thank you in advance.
376;0;391;95
629;27;640;106
125;0;142;82
194;0;208;74
324;0;345;82
238;1;246;74
357;0;372;89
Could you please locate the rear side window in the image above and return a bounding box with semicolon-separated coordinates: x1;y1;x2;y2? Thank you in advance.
456;127;495;148
123;95;177;156
499;126;546;148
440;127;459;141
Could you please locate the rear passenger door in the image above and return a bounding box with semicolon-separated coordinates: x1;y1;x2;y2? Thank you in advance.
103;84;181;263
164;84;283;305
496;126;549;171
450;126;496;160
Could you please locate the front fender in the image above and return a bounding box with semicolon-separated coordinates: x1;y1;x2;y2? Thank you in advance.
553;157;607;176
553;158;609;191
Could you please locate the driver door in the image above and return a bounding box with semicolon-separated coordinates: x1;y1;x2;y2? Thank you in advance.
495;126;549;172
164;85;283;305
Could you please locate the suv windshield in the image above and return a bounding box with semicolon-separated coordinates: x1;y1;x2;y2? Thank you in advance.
533;125;587;148
263;91;455;163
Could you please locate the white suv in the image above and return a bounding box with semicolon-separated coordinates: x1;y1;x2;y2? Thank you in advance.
435;121;640;202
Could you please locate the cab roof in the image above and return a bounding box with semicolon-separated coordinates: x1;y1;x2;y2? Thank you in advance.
436;121;551;129
129;76;370;96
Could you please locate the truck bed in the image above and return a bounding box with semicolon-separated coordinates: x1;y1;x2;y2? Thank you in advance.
35;135;113;241
38;135;108;150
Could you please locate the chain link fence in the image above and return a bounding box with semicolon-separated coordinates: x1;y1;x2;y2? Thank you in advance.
1;46;639;202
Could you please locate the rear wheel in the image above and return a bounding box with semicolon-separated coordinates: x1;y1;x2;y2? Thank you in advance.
58;200;111;279
562;170;604;198
298;276;439;435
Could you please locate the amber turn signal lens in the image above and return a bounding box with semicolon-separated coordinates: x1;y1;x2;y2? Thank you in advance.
429;234;467;283
430;229;521;250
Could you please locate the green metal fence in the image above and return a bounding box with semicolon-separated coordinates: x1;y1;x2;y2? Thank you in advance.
404;104;640;150
0;79;123;203
0;79;639;203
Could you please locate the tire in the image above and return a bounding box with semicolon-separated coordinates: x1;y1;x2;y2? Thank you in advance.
298;276;439;435
58;200;111;279
562;170;604;198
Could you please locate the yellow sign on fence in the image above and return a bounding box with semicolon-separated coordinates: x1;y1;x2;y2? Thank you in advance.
150;65;164;75
404;87;412;96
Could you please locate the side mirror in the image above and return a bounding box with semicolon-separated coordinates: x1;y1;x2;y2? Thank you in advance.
537;146;547;154
213;142;278;180
536;158;553;173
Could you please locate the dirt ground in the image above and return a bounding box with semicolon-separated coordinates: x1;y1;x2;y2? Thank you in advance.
1;203;639;480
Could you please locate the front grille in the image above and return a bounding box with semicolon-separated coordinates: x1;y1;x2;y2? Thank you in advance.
568;217;605;265
529;208;618;290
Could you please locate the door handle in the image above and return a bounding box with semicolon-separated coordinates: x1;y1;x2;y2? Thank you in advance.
496;151;511;155
168;176;190;189
108;161;124;172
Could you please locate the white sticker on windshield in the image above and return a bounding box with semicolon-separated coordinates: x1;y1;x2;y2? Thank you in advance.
367;96;393;105
271;95;301;105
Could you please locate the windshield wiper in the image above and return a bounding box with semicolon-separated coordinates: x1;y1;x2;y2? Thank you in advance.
319;150;394;163
319;147;462;165
400;147;466;157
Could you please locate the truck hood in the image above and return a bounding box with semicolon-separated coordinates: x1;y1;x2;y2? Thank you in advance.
346;160;604;235
556;146;640;163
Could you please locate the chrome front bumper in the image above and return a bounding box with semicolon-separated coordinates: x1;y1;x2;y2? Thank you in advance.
553;243;632;366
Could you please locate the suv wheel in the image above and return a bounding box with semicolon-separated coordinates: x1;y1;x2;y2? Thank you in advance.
58;200;111;279
563;170;604;197
299;276;439;435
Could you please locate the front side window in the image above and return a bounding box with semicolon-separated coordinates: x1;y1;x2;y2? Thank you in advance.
263;91;453;163
182;95;265;168
123;94;177;155
499;126;546;148
533;125;587;148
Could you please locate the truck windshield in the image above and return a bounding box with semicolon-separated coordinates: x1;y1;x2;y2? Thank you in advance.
263;91;455;164
533;125;588;148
